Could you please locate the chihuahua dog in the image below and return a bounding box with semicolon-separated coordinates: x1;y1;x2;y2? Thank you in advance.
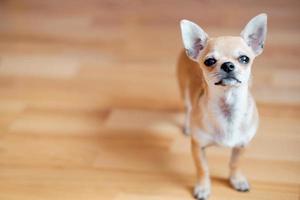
177;14;267;200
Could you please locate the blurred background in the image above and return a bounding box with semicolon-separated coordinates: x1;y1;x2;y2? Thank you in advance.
0;0;299;200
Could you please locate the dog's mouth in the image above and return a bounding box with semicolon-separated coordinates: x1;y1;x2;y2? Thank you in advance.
214;77;242;86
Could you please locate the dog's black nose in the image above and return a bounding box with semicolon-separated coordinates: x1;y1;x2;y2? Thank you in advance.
221;62;235;73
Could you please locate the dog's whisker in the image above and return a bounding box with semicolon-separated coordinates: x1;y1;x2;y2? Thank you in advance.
210;72;222;78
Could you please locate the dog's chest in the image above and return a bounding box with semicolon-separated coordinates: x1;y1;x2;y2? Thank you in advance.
199;90;254;147
219;97;233;120
213;96;243;135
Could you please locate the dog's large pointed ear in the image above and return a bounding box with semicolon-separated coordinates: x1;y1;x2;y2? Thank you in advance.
180;20;208;62
241;13;267;56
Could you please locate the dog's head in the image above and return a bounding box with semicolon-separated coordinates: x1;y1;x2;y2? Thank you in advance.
180;14;267;87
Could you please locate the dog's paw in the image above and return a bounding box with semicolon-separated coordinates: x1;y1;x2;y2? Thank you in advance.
193;183;210;200
230;175;250;192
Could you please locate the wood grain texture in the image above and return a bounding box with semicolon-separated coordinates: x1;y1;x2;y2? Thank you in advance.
0;0;299;199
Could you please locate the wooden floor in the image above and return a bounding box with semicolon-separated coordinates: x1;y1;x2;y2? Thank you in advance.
0;0;299;199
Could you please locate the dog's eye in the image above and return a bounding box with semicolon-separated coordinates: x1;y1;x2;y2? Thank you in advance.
204;58;217;67
238;55;250;64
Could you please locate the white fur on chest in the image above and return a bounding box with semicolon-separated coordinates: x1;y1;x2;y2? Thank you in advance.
194;86;258;147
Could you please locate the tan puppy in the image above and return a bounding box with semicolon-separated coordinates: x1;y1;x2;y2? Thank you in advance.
177;14;267;200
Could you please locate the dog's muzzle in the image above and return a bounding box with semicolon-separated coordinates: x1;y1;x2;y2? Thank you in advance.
215;76;242;86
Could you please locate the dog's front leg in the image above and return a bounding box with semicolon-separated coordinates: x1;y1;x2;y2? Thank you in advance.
229;147;250;192
191;138;210;200
183;92;192;135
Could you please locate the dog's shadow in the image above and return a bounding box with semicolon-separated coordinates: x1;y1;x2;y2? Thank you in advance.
93;126;231;195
